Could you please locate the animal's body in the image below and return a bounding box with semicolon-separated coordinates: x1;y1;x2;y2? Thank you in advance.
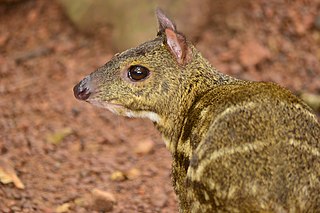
74;9;320;212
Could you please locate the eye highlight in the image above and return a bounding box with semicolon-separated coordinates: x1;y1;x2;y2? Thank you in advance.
127;65;150;81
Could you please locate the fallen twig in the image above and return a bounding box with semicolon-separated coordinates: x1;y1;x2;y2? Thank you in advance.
14;46;53;64
0;77;38;94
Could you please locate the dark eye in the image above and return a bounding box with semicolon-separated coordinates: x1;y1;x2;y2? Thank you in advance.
127;65;150;81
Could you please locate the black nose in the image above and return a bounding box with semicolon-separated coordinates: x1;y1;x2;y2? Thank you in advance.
73;76;92;100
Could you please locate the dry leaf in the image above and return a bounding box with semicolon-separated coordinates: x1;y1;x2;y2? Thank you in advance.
110;171;126;181
55;203;71;213
47;127;73;145
133;139;154;155
74;197;88;207
0;158;25;189
126;168;141;180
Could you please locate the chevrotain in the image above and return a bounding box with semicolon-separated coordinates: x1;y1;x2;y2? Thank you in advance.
73;9;320;213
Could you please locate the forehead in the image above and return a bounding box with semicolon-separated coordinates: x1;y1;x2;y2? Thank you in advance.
117;36;164;59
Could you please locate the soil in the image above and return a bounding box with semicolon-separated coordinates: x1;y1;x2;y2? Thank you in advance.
0;0;319;212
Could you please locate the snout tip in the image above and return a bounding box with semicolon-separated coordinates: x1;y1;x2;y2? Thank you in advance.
73;76;92;101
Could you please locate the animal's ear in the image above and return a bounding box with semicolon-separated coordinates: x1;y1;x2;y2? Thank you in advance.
156;8;176;32
156;8;189;65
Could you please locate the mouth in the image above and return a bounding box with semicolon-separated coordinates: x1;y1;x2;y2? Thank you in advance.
87;99;125;114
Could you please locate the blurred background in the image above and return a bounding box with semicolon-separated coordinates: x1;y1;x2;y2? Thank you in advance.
0;0;319;212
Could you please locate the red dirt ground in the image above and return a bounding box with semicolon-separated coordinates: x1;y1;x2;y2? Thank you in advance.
0;0;319;212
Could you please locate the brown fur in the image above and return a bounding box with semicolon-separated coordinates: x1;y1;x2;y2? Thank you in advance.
74;9;320;213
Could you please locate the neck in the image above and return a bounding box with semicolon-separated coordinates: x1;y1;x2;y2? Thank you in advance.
155;49;236;154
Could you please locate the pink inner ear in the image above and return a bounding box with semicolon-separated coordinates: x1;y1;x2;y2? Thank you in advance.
165;28;183;60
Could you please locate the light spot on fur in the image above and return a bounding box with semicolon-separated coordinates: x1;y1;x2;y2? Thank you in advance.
162;136;175;152
189;139;272;182
177;139;192;159
227;186;237;199
88;99;161;123
288;139;319;156
124;110;161;123
203;191;210;201
195;102;257;158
